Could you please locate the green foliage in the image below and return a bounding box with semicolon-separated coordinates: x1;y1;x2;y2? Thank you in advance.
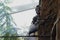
0;0;19;40
4;32;19;40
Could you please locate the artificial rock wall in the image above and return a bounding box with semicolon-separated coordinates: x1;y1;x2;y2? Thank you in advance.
38;0;58;40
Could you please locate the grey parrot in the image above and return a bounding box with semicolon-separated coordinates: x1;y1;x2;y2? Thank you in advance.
29;5;41;35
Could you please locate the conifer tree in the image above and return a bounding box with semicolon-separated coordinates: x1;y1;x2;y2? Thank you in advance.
0;0;19;40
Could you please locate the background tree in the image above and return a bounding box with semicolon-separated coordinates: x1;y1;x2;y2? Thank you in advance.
0;0;19;40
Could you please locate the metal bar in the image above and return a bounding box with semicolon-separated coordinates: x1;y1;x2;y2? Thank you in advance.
10;2;39;14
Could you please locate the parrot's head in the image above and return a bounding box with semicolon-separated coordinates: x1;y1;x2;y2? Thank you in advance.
35;5;41;16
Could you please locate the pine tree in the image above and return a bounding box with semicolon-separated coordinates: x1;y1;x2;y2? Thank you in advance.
0;0;19;40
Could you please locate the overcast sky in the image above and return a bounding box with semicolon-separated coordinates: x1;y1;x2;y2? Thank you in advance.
12;9;36;35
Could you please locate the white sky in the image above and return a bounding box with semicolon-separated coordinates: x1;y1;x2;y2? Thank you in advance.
12;9;37;35
7;0;39;7
12;9;36;28
8;0;32;7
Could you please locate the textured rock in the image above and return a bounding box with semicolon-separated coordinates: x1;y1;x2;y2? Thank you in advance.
38;0;58;40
